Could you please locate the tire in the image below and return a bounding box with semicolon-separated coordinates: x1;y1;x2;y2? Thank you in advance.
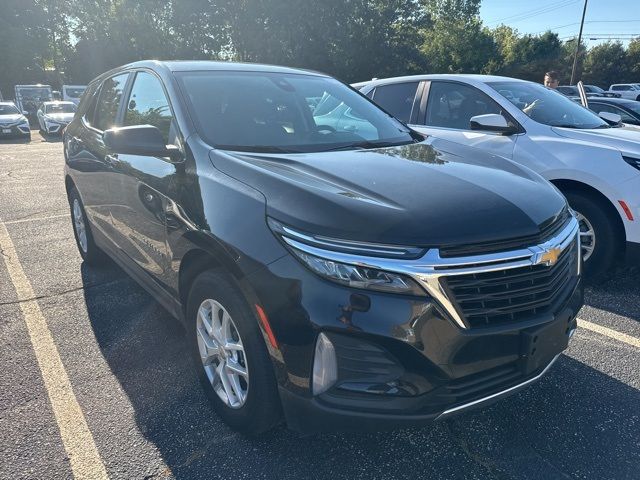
564;191;619;278
187;270;282;435
68;187;107;265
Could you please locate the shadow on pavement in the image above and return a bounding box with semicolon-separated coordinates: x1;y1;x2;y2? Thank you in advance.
80;263;640;480
584;265;640;320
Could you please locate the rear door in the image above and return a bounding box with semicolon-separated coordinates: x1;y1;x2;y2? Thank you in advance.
368;81;422;125
65;72;130;244
106;70;180;288
413;80;519;160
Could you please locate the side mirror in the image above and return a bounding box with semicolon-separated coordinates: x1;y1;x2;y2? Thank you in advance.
469;114;517;135
598;111;622;125
103;125;181;160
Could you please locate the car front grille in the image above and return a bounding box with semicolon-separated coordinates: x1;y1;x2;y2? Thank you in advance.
443;236;579;328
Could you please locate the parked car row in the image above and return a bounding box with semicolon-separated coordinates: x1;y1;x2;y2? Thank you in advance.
0;84;86;137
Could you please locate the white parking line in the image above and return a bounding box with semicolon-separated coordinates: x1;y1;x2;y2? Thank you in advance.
0;221;108;479
578;318;640;349
4;213;70;225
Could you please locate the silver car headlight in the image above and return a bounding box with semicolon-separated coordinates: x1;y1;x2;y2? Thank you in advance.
268;218;427;296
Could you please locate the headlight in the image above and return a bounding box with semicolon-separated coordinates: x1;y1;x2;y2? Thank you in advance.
290;248;424;295
269;218;427;296
623;155;640;171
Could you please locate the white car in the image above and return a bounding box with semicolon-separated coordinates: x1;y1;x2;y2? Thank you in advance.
0;102;30;140
354;75;640;275
62;85;86;105
37;101;77;135
608;84;640;101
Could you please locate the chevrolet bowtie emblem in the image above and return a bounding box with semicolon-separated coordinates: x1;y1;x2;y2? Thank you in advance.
537;247;561;266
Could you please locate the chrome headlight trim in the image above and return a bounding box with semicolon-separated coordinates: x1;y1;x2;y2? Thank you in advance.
270;216;579;329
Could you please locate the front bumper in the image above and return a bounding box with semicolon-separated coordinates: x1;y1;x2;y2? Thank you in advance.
0;124;30;137
44;122;68;134
249;249;583;433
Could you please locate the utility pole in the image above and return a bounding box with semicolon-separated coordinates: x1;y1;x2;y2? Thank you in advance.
570;0;588;85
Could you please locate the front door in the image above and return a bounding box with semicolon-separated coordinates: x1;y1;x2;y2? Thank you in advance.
413;81;518;160
107;70;179;289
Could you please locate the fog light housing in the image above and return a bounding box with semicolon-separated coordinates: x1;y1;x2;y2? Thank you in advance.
312;333;337;395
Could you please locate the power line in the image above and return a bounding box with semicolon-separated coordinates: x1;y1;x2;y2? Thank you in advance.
486;0;579;26
532;20;640;35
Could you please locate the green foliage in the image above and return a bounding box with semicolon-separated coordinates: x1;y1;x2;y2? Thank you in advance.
582;42;630;89
0;0;637;95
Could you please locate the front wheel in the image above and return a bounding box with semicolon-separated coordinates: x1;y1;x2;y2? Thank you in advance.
564;191;620;278
187;270;282;435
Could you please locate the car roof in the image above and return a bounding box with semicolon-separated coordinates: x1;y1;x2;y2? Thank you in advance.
587;97;638;106
0;101;17;106
119;60;328;77
353;74;531;88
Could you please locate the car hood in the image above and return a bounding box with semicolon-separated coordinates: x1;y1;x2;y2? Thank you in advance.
551;126;640;156
44;113;74;122
210;138;567;248
0;114;24;124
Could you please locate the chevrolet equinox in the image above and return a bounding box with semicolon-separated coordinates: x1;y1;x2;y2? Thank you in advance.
63;61;583;434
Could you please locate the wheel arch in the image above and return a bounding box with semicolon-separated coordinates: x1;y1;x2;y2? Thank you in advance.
550;178;626;251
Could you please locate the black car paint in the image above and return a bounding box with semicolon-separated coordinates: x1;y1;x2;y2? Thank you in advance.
64;61;582;432
588;98;640;126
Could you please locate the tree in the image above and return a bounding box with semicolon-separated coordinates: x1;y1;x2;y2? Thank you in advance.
582;42;629;89
419;0;497;74
627;37;640;80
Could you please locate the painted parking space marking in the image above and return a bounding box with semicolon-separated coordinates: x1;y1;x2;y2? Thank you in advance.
4;213;70;225
0;221;108;480
578;318;640;349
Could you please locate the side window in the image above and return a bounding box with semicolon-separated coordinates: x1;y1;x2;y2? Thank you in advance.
124;71;174;142
425;82;502;130
371;82;419;123
593;104;635;123
94;73;129;131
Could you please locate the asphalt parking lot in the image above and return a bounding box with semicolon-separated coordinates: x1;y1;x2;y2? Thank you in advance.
1;131;639;480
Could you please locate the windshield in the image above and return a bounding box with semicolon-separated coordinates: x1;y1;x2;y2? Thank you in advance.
586;85;604;93
45;103;76;114
490;81;608;129
65;87;85;98
0;104;20;115
176;71;416;153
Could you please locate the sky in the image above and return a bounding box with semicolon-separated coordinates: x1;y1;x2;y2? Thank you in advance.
479;0;640;46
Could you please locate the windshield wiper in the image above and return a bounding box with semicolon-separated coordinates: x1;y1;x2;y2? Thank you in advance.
319;140;414;152
220;145;303;154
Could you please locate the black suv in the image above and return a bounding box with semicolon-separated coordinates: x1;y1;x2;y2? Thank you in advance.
64;61;583;434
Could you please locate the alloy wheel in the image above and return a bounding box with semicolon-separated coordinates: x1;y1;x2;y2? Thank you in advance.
72;198;88;253
576;211;596;261
196;298;249;408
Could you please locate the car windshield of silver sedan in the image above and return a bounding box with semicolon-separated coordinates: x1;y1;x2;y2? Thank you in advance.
490;81;609;129
0;104;20;115
45;103;76;114
176;71;416;153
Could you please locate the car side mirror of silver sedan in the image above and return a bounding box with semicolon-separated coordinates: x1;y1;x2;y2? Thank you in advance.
469;114;517;135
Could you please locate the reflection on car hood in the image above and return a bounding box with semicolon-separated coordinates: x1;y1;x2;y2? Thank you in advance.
210;137;566;248
45;113;74;122
0;114;24;124
551;126;640;157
